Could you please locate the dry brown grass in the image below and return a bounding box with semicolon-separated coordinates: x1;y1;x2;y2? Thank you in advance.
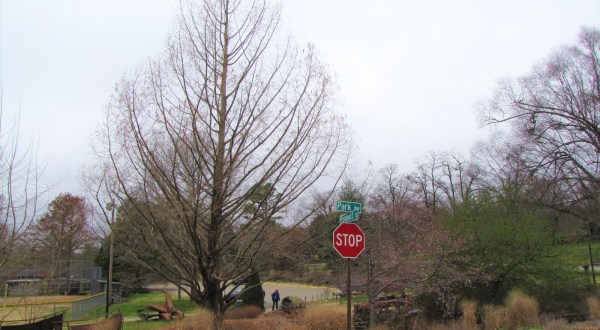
460;300;477;330
482;304;505;330
588;297;600;320
159;308;213;330
68;313;123;330
224;305;263;320
504;290;540;330
426;321;464;330
225;317;304;330
0;294;104;322
157;305;347;330
542;318;569;330
0;304;71;322
302;304;346;330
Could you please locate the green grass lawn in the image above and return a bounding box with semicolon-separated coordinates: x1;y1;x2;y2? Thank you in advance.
562;242;600;266
110;291;196;318
80;291;197;327
122;320;171;330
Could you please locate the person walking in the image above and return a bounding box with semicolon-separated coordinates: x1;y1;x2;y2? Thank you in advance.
271;289;280;310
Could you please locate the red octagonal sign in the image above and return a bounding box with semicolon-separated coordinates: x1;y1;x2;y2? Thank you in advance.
333;223;366;259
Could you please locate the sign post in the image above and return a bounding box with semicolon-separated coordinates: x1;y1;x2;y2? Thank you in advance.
347;258;351;330
333;221;366;330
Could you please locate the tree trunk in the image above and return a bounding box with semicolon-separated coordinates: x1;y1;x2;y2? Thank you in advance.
206;277;224;329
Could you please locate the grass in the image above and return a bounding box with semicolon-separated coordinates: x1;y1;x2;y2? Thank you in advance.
460;300;477;330
482;304;505;330
0;294;96;322
504;290;540;329
303;304;346;330
62;291;197;330
303;263;327;273
588;297;600;320
224;305;263;320
94;291;196;319
153;303;345;330
123;320;171;330
561;242;600;267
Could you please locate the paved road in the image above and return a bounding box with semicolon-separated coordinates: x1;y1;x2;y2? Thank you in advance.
263;282;337;310
148;281;338;309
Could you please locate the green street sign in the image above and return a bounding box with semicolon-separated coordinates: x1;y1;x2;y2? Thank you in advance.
336;201;362;213
339;210;359;224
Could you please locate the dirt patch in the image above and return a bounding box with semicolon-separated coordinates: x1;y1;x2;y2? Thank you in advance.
2;295;82;306
0;295;84;322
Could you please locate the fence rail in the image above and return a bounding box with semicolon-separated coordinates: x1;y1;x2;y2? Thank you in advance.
71;292;106;320
1;293;106;322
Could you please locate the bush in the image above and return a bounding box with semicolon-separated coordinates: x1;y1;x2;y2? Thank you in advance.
412;291;445;320
528;273;590;316
504;290;540;329
242;271;265;311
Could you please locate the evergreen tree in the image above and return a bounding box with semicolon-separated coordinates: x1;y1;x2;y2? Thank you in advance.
242;271;265;310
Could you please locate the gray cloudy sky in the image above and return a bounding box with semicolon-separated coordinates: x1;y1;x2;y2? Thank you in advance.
1;0;599;198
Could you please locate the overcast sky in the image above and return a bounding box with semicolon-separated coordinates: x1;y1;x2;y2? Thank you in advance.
1;0;599;200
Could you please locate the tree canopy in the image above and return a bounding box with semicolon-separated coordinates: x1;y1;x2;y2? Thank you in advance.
29;193;94;260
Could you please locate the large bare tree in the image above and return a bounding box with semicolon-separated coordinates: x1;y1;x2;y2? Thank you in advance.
479;27;600;221
92;0;348;320
0;97;42;274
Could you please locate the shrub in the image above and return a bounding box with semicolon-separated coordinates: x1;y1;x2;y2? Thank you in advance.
412;291;445;320
242;271;265;311
482;304;505;330
504;290;540;329
302;304;345;330
529;275;590;315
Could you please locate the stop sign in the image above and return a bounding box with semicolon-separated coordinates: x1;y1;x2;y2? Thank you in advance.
333;223;366;258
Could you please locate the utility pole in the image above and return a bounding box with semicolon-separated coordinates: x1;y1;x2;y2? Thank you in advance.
105;200;115;316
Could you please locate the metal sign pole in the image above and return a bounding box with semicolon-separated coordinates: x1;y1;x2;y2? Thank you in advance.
347;258;351;330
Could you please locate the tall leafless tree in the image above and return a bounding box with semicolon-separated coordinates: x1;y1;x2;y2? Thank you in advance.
0;95;42;274
411;151;478;212
479;27;600;223
92;0;348;320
